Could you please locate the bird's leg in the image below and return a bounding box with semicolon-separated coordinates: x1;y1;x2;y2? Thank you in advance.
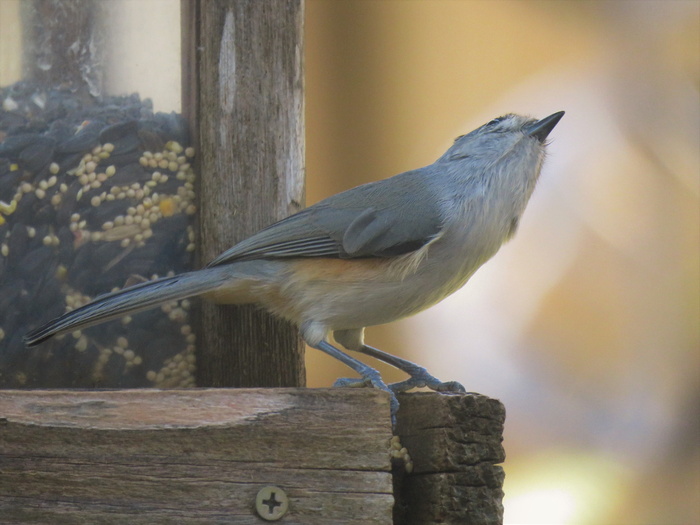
332;329;466;394
353;344;466;394
313;340;399;417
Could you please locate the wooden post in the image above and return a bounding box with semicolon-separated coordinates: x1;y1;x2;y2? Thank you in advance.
182;0;306;387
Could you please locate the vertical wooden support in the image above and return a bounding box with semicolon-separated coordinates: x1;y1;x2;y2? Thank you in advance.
182;0;305;387
394;393;506;524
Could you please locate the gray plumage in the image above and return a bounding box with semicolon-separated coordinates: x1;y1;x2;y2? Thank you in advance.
207;168;444;264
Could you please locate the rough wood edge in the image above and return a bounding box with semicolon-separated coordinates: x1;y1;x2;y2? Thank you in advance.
393;392;505;525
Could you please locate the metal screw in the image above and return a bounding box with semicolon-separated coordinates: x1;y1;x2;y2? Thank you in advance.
255;486;289;521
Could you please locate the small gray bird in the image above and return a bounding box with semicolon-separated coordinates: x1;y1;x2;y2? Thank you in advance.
25;111;564;413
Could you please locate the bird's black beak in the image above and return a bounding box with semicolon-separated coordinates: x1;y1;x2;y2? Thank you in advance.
527;111;565;143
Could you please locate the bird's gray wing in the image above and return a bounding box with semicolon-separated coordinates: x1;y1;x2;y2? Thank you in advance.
207;208;340;266
207;169;444;267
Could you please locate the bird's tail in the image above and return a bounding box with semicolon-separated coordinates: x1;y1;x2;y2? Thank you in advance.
24;267;233;347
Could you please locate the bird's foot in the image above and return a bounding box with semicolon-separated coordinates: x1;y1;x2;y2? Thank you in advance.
333;373;399;421
388;371;467;394
333;377;371;388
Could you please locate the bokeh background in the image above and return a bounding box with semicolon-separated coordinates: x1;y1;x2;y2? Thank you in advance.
1;1;698;523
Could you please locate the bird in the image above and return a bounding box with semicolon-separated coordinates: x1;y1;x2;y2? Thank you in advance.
25;111;564;415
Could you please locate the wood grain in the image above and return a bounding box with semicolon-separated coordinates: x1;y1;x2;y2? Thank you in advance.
0;389;505;523
0;388;393;524
394;392;506;525
184;0;306;388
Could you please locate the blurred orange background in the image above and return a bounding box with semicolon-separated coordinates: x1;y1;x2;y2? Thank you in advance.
1;1;698;523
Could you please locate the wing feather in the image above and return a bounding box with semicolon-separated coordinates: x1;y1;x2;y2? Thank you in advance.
207;168;445;267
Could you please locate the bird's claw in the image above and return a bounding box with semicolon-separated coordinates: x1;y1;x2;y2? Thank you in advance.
333;375;399;421
433;380;467;393
333;377;371;388
389;376;466;394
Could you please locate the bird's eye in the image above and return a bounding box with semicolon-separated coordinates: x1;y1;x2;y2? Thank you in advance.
487;116;506;126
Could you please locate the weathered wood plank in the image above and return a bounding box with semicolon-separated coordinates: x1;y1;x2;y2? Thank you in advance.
0;390;506;524
0;388;393;524
393;393;506;525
